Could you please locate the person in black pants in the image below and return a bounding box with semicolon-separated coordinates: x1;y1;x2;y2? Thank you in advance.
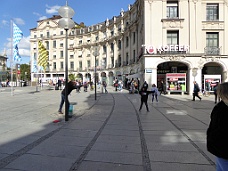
207;82;228;170
58;81;76;114
139;87;152;112
213;82;220;104
192;81;202;101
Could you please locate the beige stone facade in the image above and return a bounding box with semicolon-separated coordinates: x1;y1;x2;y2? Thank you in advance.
30;0;228;94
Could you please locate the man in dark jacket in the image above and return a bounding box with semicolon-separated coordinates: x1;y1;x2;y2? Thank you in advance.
192;81;202;101
58;81;76;114
139;87;152;112
207;82;228;170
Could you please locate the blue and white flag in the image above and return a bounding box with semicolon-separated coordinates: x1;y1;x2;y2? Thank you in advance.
13;22;23;46
13;22;23;61
13;45;22;62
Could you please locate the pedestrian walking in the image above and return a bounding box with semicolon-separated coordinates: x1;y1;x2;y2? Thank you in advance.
192;81;202;101
142;81;148;90
160;80;165;95
213;82;220;104
139;87;152;112
57;79;62;90
207;82;228;171
103;81;108;93
151;84;159;102
58;80;76;114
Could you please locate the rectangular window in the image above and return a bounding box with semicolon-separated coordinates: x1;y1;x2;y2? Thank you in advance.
60;51;63;58
118;40;121;50
103;45;107;53
53;40;56;48
167;31;179;45
79;61;82;68
70;62;74;69
206;32;219;55
60;43;63;47
47;32;49;38
53;55;56;59
111;43;114;52
133;32;136;44
70;55;74;59
87;60;91;68
167;1;178;18
53;62;56;69
206;4;219;21
46;41;49;50
60;62;63;69
126;37;129;47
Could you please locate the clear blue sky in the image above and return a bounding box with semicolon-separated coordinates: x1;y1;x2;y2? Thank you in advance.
0;0;135;67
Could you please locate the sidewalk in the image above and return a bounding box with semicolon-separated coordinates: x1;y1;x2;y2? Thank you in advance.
0;86;216;171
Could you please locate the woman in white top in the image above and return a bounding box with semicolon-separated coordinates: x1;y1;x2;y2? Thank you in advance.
151;84;159;102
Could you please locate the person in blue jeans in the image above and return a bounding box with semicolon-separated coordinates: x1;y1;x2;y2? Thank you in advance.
207;82;228;171
58;80;76;114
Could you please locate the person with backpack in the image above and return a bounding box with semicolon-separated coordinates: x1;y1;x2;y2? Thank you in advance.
192;81;202;101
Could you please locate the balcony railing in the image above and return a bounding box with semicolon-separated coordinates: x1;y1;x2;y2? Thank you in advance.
204;46;221;55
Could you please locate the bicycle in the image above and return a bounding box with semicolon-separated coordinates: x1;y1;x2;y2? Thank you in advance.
202;90;210;97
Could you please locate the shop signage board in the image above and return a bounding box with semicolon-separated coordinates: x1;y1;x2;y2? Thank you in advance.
166;73;186;91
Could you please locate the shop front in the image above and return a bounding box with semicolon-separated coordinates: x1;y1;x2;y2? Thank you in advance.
166;73;186;94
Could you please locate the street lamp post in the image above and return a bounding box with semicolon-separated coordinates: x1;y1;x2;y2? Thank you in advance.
93;46;99;100
58;1;75;121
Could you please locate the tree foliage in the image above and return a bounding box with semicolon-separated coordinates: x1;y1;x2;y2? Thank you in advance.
20;64;31;81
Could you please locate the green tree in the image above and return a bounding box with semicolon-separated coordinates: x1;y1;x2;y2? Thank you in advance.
20;64;31;81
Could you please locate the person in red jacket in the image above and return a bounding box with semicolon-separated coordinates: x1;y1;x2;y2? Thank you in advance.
207;82;228;171
139;87;152;112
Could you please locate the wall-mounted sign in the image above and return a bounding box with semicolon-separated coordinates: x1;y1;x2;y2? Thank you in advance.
142;45;190;54
145;69;152;73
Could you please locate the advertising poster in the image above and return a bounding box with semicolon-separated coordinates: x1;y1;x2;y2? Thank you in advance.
166;73;186;91
204;75;221;92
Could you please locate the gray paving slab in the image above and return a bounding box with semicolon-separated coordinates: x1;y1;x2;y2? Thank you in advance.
85;150;142;165
77;161;144;171
4;154;74;171
150;162;215;171
149;150;210;164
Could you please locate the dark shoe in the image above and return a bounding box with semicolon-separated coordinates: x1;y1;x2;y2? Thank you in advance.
200;98;202;101
139;109;141;112
58;111;63;114
147;110;150;112
215;102;217;104
192;100;195;101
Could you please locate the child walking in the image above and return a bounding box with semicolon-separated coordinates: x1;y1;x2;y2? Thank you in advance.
151;84;159;102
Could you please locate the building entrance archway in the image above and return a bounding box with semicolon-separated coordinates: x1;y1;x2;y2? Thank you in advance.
157;62;189;94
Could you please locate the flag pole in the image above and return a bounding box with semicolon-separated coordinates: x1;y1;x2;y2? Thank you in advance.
36;40;39;92
10;20;14;96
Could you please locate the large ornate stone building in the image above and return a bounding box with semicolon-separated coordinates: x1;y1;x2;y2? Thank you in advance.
30;0;228;94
